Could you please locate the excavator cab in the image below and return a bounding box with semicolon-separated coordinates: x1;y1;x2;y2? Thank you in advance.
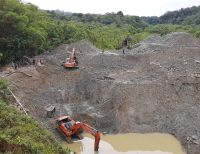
56;116;82;143
62;48;79;69
56;115;100;151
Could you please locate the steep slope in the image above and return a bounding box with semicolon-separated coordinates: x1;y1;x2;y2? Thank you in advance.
2;33;200;154
0;80;70;154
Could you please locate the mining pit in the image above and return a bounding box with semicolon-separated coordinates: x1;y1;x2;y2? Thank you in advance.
1;32;200;154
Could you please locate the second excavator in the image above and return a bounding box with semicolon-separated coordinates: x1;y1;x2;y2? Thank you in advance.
56;115;100;151
62;48;78;69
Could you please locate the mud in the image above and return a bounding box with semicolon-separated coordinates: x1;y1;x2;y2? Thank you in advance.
2;32;200;154
63;133;186;154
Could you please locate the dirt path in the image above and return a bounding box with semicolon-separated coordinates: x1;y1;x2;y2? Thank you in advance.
3;33;200;154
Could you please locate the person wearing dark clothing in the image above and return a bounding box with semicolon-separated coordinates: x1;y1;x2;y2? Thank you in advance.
122;38;129;54
123;39;128;47
14;63;18;70
32;59;36;65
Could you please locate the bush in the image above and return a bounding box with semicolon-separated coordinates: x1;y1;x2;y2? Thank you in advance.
0;100;70;154
0;79;70;154
0;80;10;101
194;31;200;38
131;32;151;44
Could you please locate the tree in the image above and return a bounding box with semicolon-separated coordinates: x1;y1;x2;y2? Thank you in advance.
117;11;124;17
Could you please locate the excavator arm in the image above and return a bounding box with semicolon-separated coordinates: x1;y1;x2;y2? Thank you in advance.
63;48;78;68
72;122;100;151
70;48;75;63
80;123;100;151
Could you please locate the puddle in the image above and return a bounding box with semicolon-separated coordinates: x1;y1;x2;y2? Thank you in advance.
62;133;186;154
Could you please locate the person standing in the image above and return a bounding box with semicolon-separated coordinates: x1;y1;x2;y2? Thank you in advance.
122;38;128;54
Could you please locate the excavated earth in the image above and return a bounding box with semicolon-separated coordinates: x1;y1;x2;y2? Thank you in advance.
1;32;200;154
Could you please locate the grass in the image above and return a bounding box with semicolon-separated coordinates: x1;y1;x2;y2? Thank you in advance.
0;79;70;154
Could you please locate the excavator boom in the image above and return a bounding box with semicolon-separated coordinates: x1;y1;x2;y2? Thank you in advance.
80;123;100;151
70;48;75;63
72;122;100;151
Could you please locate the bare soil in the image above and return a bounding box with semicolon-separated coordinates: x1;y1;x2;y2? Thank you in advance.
1;32;200;154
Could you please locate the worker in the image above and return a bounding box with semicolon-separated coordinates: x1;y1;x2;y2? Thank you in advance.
32;59;36;65
14;63;18;70
122;38;128;47
122;38;129;54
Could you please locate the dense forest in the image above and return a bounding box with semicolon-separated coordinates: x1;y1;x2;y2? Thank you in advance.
0;0;200;66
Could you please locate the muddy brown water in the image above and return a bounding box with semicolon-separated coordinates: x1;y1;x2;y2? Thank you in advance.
62;133;186;154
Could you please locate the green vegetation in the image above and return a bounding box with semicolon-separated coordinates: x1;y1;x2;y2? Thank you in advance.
142;6;200;25
0;79;70;154
142;6;200;37
86;25;130;49
160;6;200;25
0;0;66;65
0;0;199;67
0;1;199;153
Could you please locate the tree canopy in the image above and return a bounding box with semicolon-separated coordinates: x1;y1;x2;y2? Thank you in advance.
0;0;199;66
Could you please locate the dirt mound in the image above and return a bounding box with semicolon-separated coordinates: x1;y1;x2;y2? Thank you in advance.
132;32;200;55
141;34;162;44
4;33;200;154
142;32;200;46
163;32;200;46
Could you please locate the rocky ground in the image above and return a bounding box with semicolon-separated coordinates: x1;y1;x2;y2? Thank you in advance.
1;32;200;154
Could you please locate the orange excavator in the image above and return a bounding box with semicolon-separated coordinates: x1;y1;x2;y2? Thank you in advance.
62;48;78;68
56;115;100;151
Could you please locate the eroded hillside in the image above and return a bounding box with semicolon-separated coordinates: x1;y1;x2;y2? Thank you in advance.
1;32;200;154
